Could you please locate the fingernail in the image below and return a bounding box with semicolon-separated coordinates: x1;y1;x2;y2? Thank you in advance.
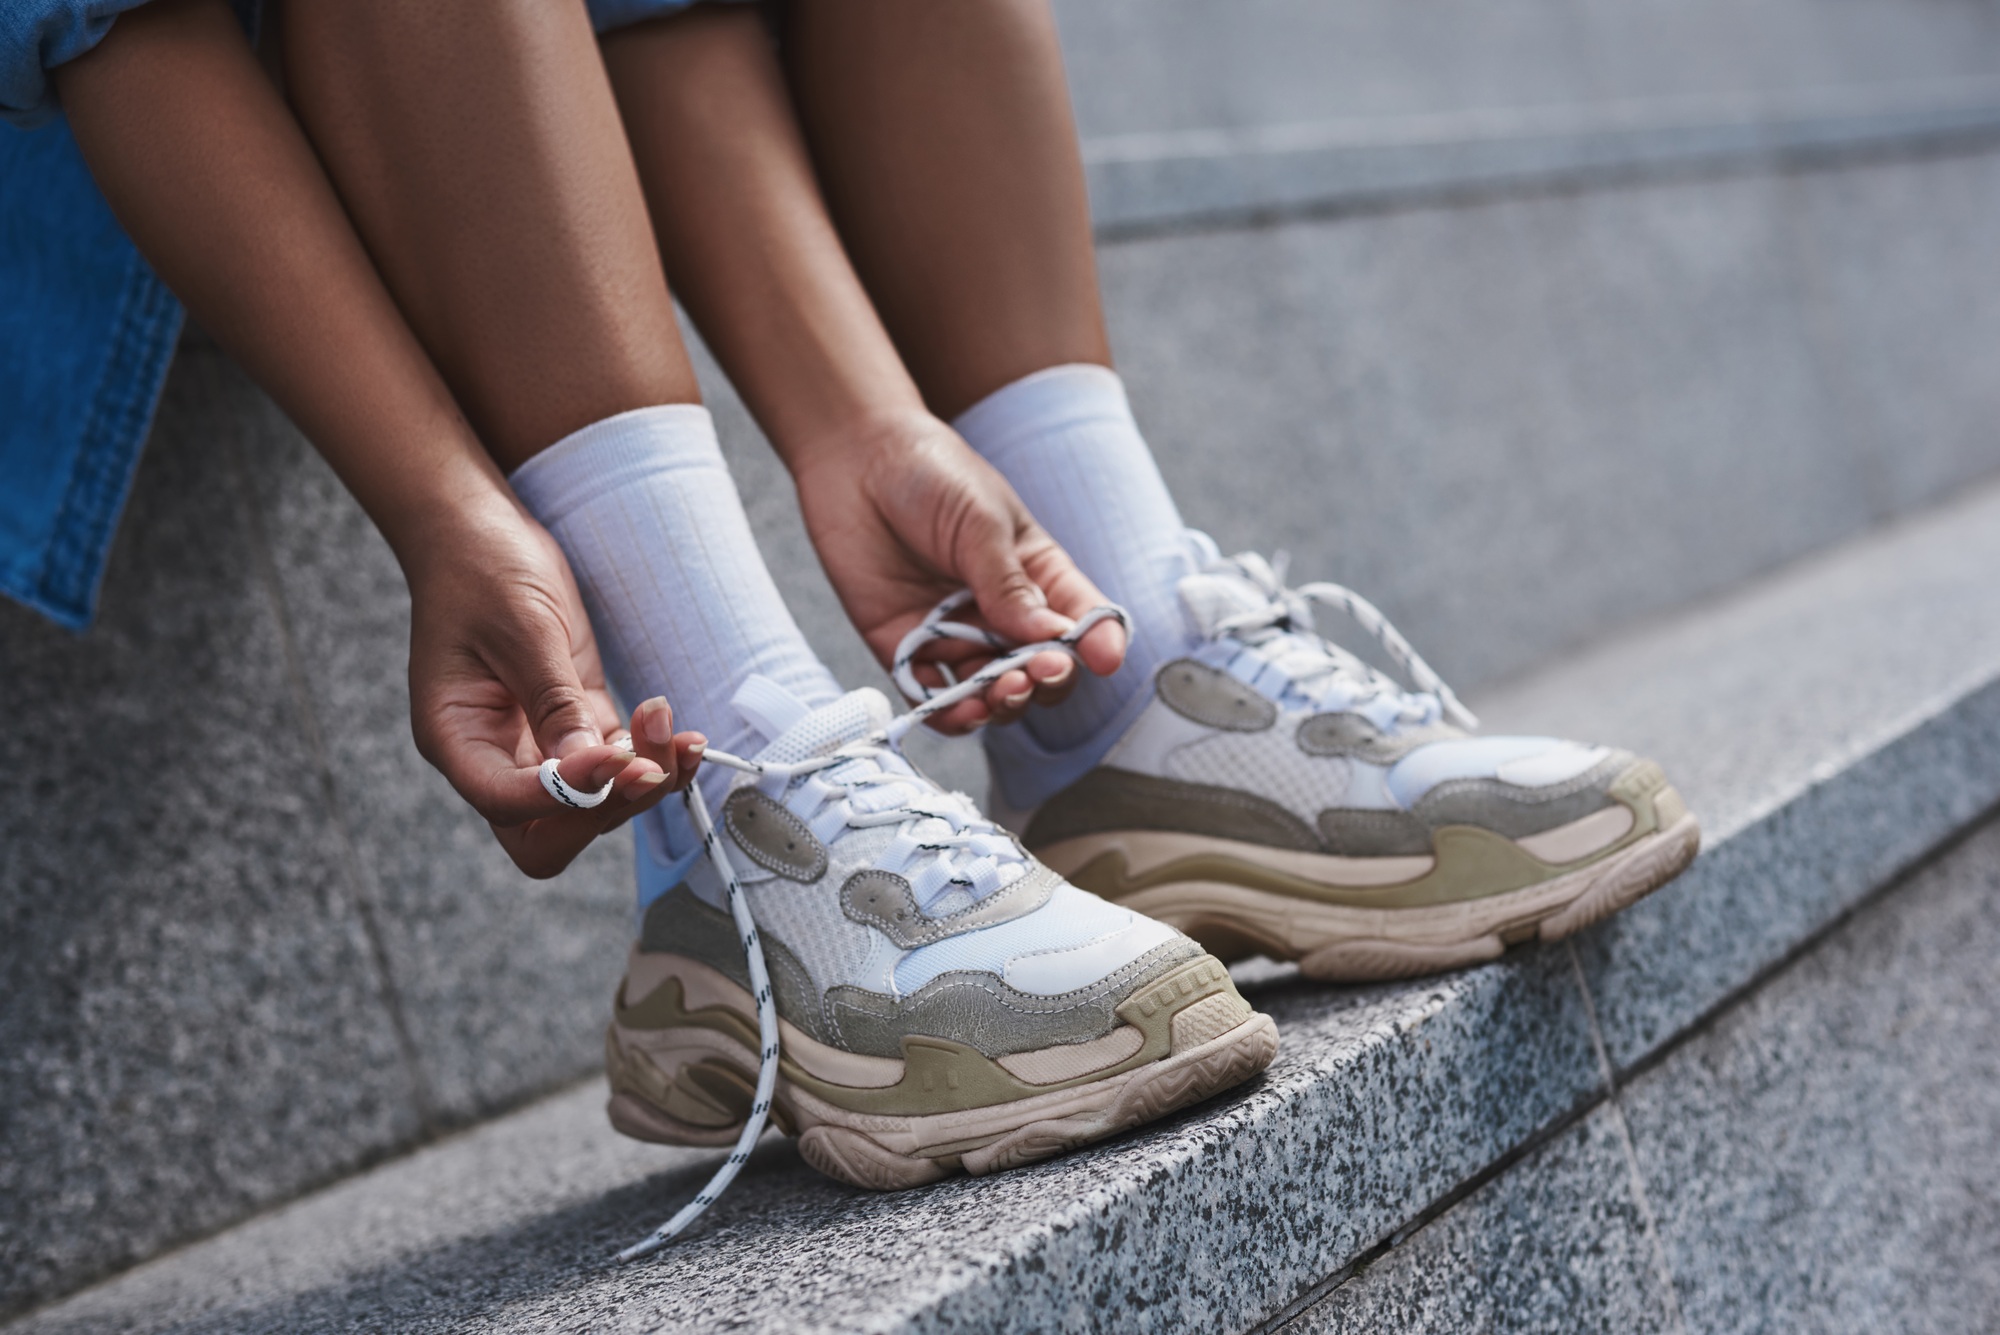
555;729;600;759
588;752;637;787
1045;659;1075;686
634;772;669;790
688;742;706;756
642;697;674;746
1003;689;1032;708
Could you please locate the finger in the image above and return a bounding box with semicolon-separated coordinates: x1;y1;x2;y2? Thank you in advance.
1075;616;1128;678
961;517;1075;647
470;763;601;828
494;815;599;880
676;734;706;787
899;641;993;703
982;667;1034;725
630;697;681;791
494;757;672;876
1018;541;1126;677
598;767;677;830
443;735;641;828
1028;650;1078;707
922;697;991;736
492;639;604;763
557;742;642;796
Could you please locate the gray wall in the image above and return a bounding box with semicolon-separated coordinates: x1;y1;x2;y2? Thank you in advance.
7;0;2000;1316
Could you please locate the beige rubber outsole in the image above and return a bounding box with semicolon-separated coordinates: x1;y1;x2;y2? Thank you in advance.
1111;811;1701;983
607;1011;1279;1192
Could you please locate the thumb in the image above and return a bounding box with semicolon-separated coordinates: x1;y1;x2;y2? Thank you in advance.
494;640;603;762
961;514;1074;647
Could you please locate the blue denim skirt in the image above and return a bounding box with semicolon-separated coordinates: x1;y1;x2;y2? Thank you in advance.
0;0;723;628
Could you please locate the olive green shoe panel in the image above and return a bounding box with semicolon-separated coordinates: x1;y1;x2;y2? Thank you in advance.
1316;808;1435;856
1022;766;1321;852
1047;756;1681;913
1157;658;1278;731
798;954;1245;1118
639;883;834;1044
615;967;759;1051
825;936;1203;1060
1408;750;1634;840
1023;751;1634;858
1058;828;1555;910
639;882;746;976
840;864;1062;950
609;951;1269;1131
723;787;829;882
1296;711;1464;763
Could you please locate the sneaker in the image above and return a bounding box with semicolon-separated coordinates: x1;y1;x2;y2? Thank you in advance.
606;678;1278;1192
990;545;1701;983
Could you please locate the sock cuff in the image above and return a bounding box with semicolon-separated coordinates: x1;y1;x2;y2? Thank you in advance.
952;363;1134;458
508;403;721;522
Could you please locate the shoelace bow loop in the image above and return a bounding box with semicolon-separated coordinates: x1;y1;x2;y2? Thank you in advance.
1206;556;1477;731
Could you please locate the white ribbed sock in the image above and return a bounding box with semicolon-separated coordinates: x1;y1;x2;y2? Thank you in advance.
509;404;841;812
954;364;1199;807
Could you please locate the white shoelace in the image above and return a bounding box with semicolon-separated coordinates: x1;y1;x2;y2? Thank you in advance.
1201;551;1479;730
542;592;1127;1261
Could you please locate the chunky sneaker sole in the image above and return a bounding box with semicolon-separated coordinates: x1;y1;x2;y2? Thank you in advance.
988;541;1701;984
606;946;1277;1189
610;676;1278;1206
1029;759;1698;983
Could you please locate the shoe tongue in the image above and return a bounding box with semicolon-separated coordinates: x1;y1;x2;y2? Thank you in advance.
736;679;895;765
1178;566;1276;638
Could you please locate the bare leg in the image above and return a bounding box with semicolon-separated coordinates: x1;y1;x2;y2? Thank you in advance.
56;0;695;877
779;0;1195;769
600;6;1121;724
601;6;923;466
280;0;699;470
780;0;1110;419
278;0;866;764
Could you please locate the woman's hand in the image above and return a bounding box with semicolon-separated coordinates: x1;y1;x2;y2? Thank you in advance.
402;504;706;877
792;411;1127;734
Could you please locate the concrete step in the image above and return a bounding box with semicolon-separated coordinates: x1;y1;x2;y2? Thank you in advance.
1284;800;2000;1333
17;471;2000;1335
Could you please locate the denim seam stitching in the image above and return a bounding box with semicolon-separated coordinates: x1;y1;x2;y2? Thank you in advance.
30;249;183;625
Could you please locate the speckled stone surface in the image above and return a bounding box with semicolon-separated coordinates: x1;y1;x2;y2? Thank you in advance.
226;374;634;1126
1622;814;2000;1334
0;352;423;1318
1478;478;2000;1071
1275;1107;1678;1335
1266;812;2000;1335
0;327;978;1315
5;949;1601;1335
